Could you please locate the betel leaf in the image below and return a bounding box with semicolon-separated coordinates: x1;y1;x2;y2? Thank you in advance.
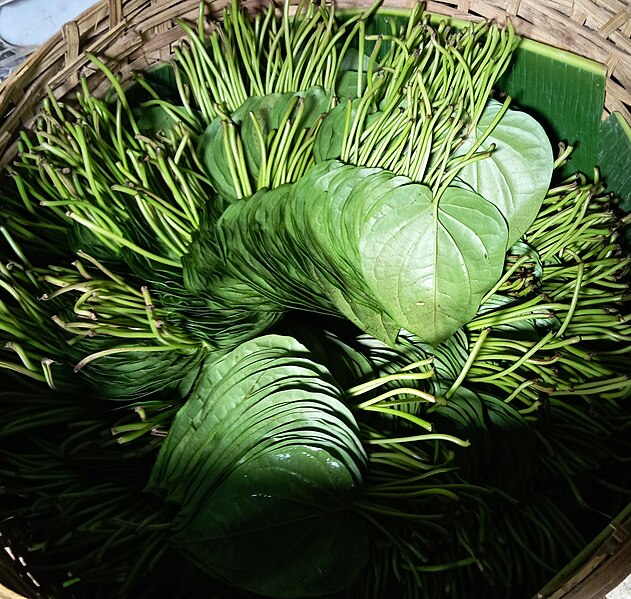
358;183;508;345
313;100;357;163
125;63;180;105
67;222;121;262
78;346;205;401
435;386;536;495
277;318;376;388
430;385;490;479
239;86;331;171
313;101;384;163
334;48;372;100
148;335;368;597
148;334;346;501
134;105;178;136
189;161;509;347
337;47;372;73
456;100;554;246
400;328;469;386
336;71;365;100
294;161;401;343
171;446;369;599
199;86;332;201
480;392;536;495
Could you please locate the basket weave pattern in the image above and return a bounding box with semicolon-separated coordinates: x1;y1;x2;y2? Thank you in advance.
0;1;629;599
425;0;631;120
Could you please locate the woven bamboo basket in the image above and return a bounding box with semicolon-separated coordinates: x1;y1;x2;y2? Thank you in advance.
0;1;630;598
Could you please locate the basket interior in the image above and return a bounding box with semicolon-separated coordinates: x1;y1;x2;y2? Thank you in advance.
1;3;631;599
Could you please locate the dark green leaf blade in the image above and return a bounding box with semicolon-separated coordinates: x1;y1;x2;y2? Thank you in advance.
599;112;631;209
171;446;369;599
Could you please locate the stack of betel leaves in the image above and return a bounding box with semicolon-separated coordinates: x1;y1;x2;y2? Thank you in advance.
0;1;629;598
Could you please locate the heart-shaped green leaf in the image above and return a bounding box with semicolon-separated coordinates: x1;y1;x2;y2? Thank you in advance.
456;100;553;246
171;446;368;599
148;335;368;598
359;184;508;344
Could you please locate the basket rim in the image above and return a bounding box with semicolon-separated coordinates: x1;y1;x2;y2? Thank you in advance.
0;2;630;599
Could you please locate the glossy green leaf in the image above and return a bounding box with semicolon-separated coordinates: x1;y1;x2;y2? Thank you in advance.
599;112;631;249
148;335;359;500
431;387;535;494
277;318;376;388
456;100;554;245
171;446;369;598
313;101;382;164
313;100;356;163
599;112;631;210
335;47;372;99
148;335;367;598
134;105;177;136
78;346;205;401
359;183;508;345
405;328;469;385
190;162;510;346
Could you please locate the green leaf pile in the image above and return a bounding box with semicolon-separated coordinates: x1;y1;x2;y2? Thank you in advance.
148;335;368;597
0;2;629;599
199;86;333;201
185;160;508;345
